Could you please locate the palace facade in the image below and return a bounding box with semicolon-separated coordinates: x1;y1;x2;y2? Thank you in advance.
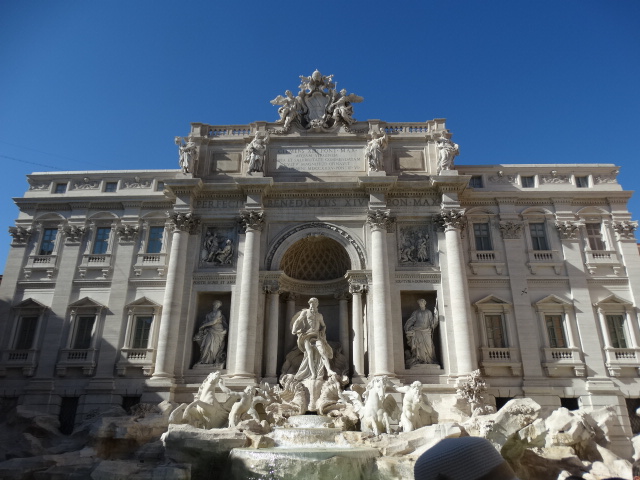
1;73;639;454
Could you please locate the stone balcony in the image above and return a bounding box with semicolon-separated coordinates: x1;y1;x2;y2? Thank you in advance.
23;254;58;280
0;349;38;376
584;250;623;275
468;250;505;275
479;347;522;376
526;250;563;274
116;348;155;376
133;253;167;277
56;348;97;376
542;347;586;377
78;254;112;280
604;347;640;377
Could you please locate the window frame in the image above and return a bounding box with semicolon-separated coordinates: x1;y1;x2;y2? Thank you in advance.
529;222;550;251
472;222;493;251
545;314;568;348
104;181;118;193
54;183;67;194
117;297;162;376
575;175;590;188
521;175;536;188
38;227;59;256
585;222;607;251
469;175;484;188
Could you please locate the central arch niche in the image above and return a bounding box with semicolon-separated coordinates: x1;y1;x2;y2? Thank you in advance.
281;235;351;281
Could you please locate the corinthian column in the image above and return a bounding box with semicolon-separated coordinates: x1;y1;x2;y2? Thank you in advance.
436;210;476;374
231;210;264;378
335;291;350;367
152;212;199;380
367;209;395;376
264;283;281;381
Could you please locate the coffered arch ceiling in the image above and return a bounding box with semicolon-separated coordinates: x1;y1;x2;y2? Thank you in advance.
280;235;351;281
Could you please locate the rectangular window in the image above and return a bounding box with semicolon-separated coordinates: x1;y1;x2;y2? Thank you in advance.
576;176;589;188
131;316;152;349
607;315;628;349
39;228;58;255
54;183;67;194
529;223;549;250
15;316;38;350
72;316;95;349
469;176;483;188
521;176;535;188
586;223;606;250
485;314;506;348
473;223;493;251
146;226;164;254
546;315;568;348
104;182;118;192
156;181;165;192
92;227;111;254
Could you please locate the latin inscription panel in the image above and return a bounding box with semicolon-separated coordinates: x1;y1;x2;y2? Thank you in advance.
273;147;363;173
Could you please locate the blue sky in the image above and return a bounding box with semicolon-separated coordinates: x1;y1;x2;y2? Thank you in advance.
0;0;638;273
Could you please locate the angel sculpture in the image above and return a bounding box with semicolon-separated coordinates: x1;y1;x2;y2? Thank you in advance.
270;90;303;130
328;89;363;125
338;375;400;435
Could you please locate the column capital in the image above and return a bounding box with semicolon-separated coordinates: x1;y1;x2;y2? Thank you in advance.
499;221;524;239
334;291;350;301
284;292;298;302
8;225;33;245
349;282;368;294
239;210;265;232
434;209;466;231
167;211;200;234
366;209;394;232
63;224;87;244
555;221;581;240
115;224;140;243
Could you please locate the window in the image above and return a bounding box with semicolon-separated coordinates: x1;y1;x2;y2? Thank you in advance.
39;228;58;255
156;181;165;192
146;226;164;254
473;223;492;251
586;223;606;250
72;316;96;349
606;315;628;349
131;316;152;349
529;223;549;250
14;316;39;350
54;183;67;194
104;182;118;192
545;315;568;348
521;176;535;188
469;176;483;188
92;227;111;254
576;176;589;188
485;314;506;348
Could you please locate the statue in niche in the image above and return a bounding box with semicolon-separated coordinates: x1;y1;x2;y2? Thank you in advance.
327;88;363;125
201;229;234;266
193;300;228;368
175;136;197;174
436;136;459;173
270;90;303;130
404;299;439;367
399;226;430;264
244;132;270;173
290;297;335;381
365;133;388;172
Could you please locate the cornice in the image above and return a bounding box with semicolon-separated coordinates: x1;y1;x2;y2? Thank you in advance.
586;278;629;286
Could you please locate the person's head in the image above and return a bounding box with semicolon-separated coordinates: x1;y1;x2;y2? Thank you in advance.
308;297;319;310
417;299;427;309
212;300;222;310
414;437;519;480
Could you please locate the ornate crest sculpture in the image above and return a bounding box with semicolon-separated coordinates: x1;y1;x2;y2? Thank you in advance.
270;70;363;133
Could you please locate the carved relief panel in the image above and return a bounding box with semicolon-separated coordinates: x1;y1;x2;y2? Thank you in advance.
199;226;237;268
397;224;433;266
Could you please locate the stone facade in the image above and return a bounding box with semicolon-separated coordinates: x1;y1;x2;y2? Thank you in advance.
1;72;639;456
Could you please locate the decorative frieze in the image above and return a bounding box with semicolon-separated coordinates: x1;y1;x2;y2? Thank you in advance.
539;172;569;185
556;221;581;240
8;226;33;244
123;177;152;189
434;210;466;231
612;221;638;239
499;221;524;239
116;224;140;243
71;177;99;190
488;172;516;184
63;225;86;243
167;212;200;234
594;174;618;184
239;210;265;232
366;209;394;232
28;179;51;190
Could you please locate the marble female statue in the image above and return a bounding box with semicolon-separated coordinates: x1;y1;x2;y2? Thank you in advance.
290;297;335;381
193;300;228;367
244;133;269;173
404;299;439;366
175;136;197;174
437;136;459;172
365;133;388;172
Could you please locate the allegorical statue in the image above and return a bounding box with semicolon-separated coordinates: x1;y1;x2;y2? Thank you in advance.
175;136;197;174
244;132;269;173
404;299;439;366
436;136;459;173
291;298;335;381
327;88;363;125
365;133;388;172
396;381;434;432
193;300;228;367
